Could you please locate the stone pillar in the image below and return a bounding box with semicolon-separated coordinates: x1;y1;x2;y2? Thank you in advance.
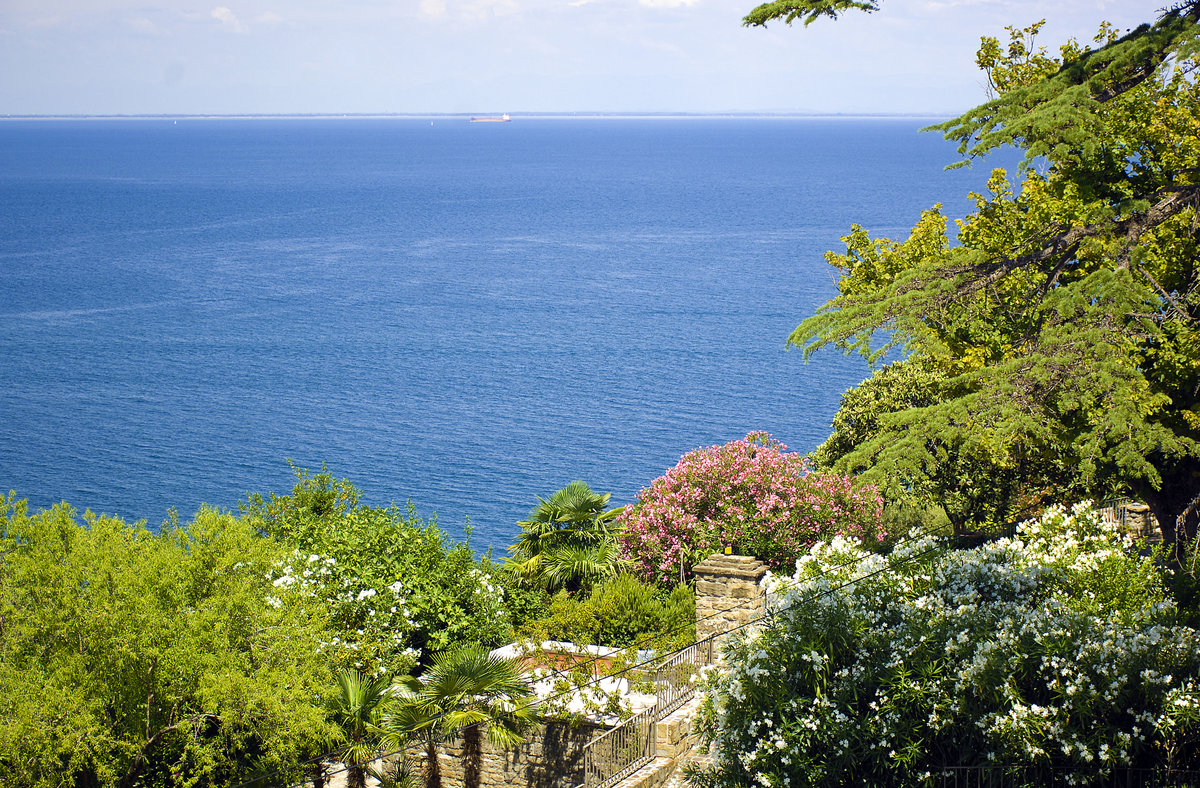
1123;503;1161;541
692;553;766;664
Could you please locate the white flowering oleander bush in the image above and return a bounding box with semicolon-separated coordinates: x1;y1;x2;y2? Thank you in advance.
692;503;1200;788
506;640;657;723
268;547;423;676
248;466;510;677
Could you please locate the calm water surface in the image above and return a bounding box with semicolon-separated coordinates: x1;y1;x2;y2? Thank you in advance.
0;117;1012;551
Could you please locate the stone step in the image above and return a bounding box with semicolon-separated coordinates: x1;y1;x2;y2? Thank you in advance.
607;756;675;788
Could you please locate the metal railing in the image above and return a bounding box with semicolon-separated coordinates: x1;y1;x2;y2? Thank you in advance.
581;635;714;788
655;636;712;717
1098;497;1135;531
582;705;656;788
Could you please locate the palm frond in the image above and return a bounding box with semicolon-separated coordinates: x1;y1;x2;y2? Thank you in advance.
510;481;624;591
328;668;391;737
540;542;618;592
384;645;536;749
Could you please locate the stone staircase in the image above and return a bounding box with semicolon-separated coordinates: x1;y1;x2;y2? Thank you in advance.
605;698;706;788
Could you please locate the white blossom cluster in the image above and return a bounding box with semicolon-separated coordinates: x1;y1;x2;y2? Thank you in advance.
268;549;419;676
693;504;1200;788
267;548;512;677
466;565;507;622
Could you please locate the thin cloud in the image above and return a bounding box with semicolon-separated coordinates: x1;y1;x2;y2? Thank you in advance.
638;0;700;7
211;6;248;33
420;0;448;17
418;0;520;19
637;35;687;55
463;0;520;18
126;16;162;35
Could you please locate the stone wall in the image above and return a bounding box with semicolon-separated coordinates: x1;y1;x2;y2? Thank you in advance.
1122;503;1161;541
692;553;766;663
405;719;608;788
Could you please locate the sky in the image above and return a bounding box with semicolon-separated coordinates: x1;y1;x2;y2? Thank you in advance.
0;0;1167;116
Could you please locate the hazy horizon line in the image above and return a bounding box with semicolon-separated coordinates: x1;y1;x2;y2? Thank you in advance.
1;110;956;121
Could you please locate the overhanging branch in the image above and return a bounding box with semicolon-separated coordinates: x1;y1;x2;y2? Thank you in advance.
942;182;1200;304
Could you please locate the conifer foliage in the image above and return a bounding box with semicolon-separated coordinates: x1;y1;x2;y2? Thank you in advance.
754;1;1200;552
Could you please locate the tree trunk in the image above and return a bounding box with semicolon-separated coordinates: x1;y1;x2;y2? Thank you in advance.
424;739;441;788
347;764;366;788
464;727;482;788
1135;457;1200;561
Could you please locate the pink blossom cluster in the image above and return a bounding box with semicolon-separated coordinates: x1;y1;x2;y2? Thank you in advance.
617;432;884;584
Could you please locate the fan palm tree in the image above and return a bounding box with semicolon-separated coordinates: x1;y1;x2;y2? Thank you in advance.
539;540;621;592
382;645;536;788
506;480;624;593
328;669;392;788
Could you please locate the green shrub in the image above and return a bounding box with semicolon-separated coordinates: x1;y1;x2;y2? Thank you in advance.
522;573;695;651
693;503;1199;788
495;569;551;633
534;590;601;644
0;495;332;788
244;465;511;674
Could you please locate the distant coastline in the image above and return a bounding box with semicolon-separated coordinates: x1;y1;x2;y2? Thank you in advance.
0;111;955;121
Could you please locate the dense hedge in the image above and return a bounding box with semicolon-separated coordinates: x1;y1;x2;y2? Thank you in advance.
0;497;333;788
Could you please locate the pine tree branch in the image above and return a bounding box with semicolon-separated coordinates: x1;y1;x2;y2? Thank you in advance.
741;0;878;27
1136;264;1191;323
933;2;1200;162
942;182;1200;305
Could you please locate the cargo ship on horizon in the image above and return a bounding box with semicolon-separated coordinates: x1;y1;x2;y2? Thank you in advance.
469;113;511;123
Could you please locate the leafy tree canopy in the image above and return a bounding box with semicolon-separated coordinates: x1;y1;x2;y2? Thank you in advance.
244;465;511;672
760;1;1200;551
0;495;332;788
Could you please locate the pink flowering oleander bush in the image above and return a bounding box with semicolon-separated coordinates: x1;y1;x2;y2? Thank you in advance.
618;432;884;584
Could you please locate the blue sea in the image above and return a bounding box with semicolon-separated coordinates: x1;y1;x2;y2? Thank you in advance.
0;116;1012;553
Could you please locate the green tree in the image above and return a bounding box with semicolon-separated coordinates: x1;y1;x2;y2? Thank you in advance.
327;669;392;788
751;2;1200;552
812;359;1054;533
245;466;511;671
383;646;536;788
0;495;332;788
505;481;624;593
